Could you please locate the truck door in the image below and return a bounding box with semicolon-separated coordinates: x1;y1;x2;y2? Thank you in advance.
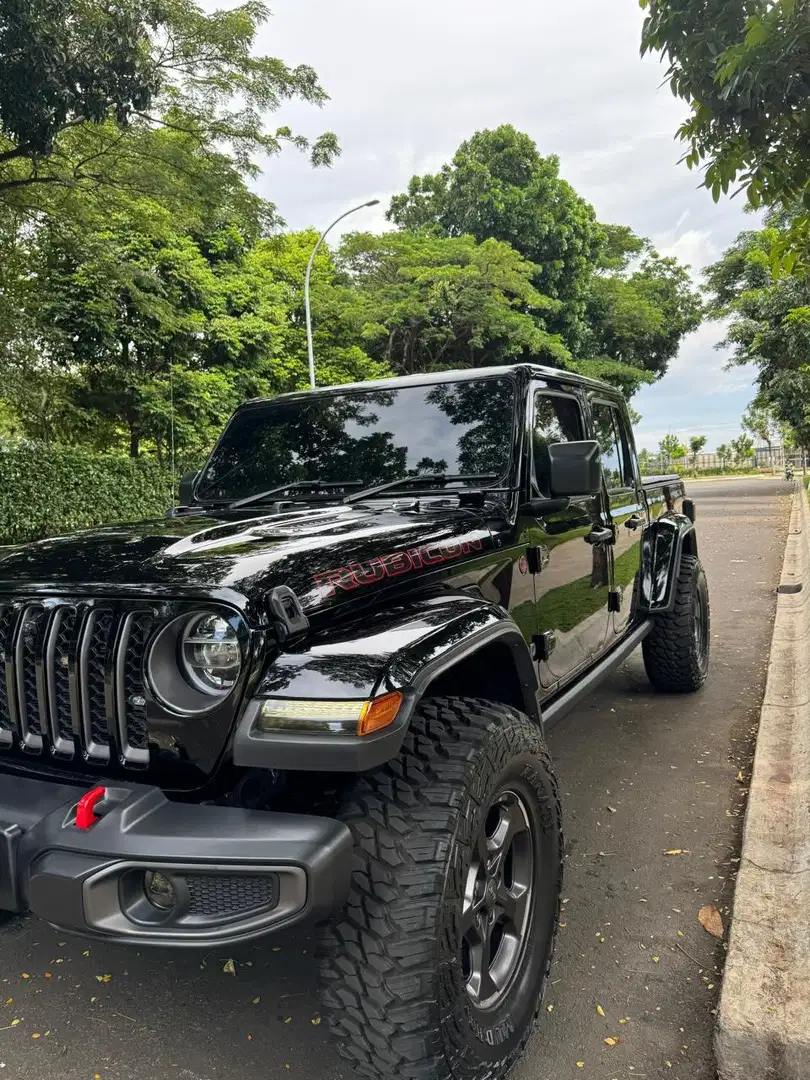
528;386;611;689
589;398;645;638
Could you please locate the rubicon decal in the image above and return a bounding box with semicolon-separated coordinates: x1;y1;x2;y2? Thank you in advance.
313;534;488;597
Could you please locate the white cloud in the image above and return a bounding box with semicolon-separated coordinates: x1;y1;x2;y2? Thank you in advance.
654;227;719;272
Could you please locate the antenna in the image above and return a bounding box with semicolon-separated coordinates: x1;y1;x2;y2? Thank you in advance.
169;363;176;503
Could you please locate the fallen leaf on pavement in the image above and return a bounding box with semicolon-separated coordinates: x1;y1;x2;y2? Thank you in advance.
664;849;690;856
596;1005;605;1017
604;1037;621;1047
698;905;724;939
222;959;236;976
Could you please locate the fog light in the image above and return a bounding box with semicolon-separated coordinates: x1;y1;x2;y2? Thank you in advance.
144;871;176;911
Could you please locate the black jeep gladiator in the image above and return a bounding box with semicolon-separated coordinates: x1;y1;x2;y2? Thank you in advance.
0;364;709;1080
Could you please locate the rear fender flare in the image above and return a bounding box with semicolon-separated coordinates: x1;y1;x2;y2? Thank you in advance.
639;514;697;614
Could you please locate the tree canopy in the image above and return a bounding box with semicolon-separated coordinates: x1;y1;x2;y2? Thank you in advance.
0;5;704;477
640;0;810;210
388;125;602;348
0;0;339;214
640;0;810;268
388;125;702;395
705;210;810;447
338;230;568;375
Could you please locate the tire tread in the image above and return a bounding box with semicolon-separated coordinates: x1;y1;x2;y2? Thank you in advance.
642;554;709;693
318;696;562;1080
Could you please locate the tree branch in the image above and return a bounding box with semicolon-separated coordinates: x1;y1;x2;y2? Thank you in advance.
0;176;70;192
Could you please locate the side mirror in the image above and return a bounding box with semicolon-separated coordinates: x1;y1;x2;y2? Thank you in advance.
548;440;602;497
178;469;200;507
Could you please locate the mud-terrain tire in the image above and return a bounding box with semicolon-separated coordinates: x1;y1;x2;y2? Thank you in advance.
318;696;563;1080
643;554;710;693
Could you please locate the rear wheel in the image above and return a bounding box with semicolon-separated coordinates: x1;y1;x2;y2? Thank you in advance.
318;696;563;1080
643;554;710;692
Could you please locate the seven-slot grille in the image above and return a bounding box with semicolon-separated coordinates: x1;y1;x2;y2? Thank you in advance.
0;599;154;768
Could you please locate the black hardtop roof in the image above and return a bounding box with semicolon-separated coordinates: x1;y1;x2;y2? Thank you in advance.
239;363;622;411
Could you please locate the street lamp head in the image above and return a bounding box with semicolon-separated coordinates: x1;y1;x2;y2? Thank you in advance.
365;199;381;207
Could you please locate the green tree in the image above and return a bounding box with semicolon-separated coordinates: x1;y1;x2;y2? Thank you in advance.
639;0;810;213
0;0;338;209
0;0;156;171
731;432;755;465
704;215;810;447
15;207;387;457
387;125;602;348
338;230;570;375
742;399;777;451
583;242;703;380
716;443;731;469
660;433;687;468
689;435;707;467
639;0;810;267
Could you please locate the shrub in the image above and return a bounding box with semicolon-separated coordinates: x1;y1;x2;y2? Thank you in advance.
0;440;181;546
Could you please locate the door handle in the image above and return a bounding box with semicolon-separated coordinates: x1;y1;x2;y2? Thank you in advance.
624;514;645;531
584;526;614;545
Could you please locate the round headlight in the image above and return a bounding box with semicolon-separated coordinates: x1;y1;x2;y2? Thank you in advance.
180;614;241;695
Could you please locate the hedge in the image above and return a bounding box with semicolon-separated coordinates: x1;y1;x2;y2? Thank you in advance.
0;440;180;546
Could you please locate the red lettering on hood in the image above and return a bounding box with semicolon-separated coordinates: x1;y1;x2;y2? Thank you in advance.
312;535;486;598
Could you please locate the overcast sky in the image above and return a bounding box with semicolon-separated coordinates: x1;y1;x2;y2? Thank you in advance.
254;0;758;452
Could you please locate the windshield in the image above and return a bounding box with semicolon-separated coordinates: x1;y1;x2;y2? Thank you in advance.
196;377;517;503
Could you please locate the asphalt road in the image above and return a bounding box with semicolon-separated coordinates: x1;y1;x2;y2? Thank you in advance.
0;478;793;1080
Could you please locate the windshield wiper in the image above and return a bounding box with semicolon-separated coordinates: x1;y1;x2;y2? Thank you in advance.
344;473;500;505
229;479;364;510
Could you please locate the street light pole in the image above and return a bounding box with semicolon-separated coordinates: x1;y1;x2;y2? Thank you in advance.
305;198;380;390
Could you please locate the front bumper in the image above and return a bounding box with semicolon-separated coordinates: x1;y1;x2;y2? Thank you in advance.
0;773;352;947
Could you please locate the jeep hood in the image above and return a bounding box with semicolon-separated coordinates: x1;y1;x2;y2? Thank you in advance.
0;504;495;615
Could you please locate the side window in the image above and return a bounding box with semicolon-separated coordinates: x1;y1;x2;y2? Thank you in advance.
591;402;631;489
532;391;584;495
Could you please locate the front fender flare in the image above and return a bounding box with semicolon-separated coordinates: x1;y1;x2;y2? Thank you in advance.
233;594;539;772
638;514;697;614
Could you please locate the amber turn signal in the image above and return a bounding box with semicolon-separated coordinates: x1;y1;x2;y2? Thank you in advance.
255;691;404;736
357;691;403;737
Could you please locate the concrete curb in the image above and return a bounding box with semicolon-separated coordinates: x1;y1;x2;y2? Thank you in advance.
715;485;810;1080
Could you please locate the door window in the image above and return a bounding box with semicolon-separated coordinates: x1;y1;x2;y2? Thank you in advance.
532;392;584;495
591;402;632;490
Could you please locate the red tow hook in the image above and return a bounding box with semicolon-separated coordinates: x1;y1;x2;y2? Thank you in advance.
75;786;108;831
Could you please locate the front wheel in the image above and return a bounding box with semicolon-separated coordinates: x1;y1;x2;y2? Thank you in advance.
318;697;563;1080
643;554;710;693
